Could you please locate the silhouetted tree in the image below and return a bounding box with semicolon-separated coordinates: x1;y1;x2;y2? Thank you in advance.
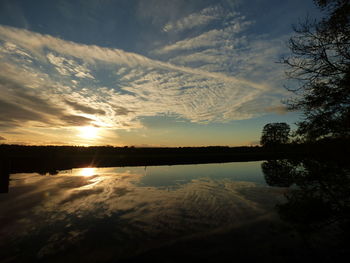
260;123;290;146
282;0;350;141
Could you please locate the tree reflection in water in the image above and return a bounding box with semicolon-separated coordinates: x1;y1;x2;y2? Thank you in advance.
262;159;350;254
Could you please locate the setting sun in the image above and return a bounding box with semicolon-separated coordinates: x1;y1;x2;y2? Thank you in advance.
0;0;347;261
78;126;99;140
79;167;96;177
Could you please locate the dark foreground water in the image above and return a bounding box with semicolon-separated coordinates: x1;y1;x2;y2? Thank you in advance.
0;160;349;262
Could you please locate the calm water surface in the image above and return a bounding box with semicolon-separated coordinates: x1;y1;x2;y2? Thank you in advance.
0;160;348;262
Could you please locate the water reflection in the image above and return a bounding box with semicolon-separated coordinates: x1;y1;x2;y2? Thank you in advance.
1;162;286;262
262;159;350;258
0;160;349;262
261;159;297;187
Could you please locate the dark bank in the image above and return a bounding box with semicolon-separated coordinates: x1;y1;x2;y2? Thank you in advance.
1;137;349;174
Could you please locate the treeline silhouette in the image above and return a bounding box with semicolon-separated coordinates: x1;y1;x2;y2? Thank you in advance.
1;137;349;174
0;145;266;175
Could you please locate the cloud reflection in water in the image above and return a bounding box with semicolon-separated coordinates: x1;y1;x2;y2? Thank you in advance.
0;163;286;262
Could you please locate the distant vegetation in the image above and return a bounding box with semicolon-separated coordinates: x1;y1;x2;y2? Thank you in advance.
260;122;290;146
1;138;349;175
0;145;267;174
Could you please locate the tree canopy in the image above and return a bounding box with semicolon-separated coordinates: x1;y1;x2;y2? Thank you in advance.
282;0;350;141
260;122;290;146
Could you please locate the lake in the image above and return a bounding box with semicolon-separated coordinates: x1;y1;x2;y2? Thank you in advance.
0;160;349;262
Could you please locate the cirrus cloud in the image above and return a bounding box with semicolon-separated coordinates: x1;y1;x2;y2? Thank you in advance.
0;21;288;144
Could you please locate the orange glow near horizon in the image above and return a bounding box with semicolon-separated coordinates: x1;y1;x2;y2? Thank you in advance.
78;126;99;140
79;167;96;177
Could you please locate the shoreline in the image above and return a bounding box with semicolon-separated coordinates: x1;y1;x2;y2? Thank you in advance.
1;140;349;174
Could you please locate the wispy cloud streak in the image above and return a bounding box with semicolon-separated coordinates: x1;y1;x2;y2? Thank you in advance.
0;15;289;146
0;24;273;131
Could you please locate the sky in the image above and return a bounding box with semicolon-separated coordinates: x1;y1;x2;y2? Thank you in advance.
0;0;320;147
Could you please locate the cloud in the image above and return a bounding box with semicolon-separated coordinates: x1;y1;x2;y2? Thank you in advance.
0;79;97;129
163;5;233;33
0;98;50;126
0;41;32;58
60;115;95;126
264;105;289;115
64;100;105;115
116;68;262;122
152;10;290;98
0;136;6;140
0;25;264;90
114;106;132;116
0;24;285;136
46;53;94;79
0;68;101;129
155;22;251;56
0;75;64;127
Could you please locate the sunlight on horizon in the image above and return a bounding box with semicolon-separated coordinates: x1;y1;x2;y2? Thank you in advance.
79;167;96;177
78;126;99;140
0;0;317;146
